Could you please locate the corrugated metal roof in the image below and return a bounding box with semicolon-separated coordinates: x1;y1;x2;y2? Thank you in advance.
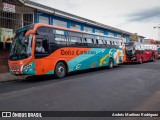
22;0;134;36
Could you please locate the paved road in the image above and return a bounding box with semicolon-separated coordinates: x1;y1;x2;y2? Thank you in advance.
0;60;160;120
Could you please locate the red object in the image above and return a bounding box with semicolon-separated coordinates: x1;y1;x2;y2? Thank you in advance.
150;40;156;44
125;42;158;63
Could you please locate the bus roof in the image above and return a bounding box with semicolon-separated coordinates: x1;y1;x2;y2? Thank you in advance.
33;23;123;40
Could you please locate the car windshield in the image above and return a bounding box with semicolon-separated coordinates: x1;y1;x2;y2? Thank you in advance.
9;30;33;60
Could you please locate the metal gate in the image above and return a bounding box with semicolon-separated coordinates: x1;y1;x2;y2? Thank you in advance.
0;0;34;73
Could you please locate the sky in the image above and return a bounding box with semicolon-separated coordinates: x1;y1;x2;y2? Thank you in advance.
32;0;160;40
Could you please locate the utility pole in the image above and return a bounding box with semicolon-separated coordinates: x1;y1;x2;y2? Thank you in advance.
153;24;160;41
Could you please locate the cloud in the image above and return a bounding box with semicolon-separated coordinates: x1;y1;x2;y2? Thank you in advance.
126;6;160;23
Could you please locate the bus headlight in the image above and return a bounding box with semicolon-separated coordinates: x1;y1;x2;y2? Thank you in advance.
22;63;32;71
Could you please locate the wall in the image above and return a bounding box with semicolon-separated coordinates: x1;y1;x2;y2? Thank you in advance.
35;11;130;41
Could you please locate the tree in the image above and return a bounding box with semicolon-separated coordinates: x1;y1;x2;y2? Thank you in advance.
130;33;139;42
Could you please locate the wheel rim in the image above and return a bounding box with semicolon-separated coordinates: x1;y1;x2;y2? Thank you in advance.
110;61;113;68
58;66;65;76
140;58;142;63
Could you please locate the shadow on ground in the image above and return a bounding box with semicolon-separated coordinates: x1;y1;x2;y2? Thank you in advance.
22;66;121;83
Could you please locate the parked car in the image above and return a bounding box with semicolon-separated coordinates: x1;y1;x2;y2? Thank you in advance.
158;47;160;58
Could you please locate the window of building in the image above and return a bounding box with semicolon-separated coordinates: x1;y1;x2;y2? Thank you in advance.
84;27;92;33
23;14;33;26
39;16;49;24
95;29;104;35
108;32;114;36
70;23;81;30
117;34;122;38
53;19;67;28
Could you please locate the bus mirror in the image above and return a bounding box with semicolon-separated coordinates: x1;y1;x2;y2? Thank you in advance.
25;30;36;36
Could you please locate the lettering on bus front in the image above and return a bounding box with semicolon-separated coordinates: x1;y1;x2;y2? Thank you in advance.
60;50;96;56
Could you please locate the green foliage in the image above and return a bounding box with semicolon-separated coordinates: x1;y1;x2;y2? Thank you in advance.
130;34;139;42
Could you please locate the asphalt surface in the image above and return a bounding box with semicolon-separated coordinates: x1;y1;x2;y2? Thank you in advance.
0;60;160;120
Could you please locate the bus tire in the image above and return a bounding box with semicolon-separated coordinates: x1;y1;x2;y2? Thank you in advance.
55;62;67;78
151;54;155;62
108;58;114;69
139;57;143;64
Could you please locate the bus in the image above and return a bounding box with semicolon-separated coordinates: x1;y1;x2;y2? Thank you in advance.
8;23;125;78
125;41;158;63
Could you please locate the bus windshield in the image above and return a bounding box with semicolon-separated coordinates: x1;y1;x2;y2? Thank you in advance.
125;45;133;51
9;30;33;60
125;42;136;56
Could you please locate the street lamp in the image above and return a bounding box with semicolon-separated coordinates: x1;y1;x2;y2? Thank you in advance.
153;24;160;41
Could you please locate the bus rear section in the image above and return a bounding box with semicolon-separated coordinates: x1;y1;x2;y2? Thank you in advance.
125;42;158;63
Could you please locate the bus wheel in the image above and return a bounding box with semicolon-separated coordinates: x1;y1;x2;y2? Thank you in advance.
55;62;66;78
108;58;114;69
151;55;155;62
139;57;143;64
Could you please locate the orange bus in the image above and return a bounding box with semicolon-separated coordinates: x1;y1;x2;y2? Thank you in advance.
8;23;125;78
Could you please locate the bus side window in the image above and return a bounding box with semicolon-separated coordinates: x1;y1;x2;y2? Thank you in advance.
55;34;67;45
83;38;87;43
118;42;120;46
86;38;93;44
43;36;50;53
92;39;94;44
107;41;110;45
110;41;112;45
99;39;104;45
96;39;99;44
103;40;106;44
102;40;106;44
36;35;49;54
70;36;82;44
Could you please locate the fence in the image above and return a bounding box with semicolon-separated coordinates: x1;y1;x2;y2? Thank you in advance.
0;0;34;73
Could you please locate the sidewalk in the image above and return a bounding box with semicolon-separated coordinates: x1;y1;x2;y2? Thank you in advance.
0;72;23;83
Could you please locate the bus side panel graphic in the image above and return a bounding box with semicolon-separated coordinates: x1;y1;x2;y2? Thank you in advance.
67;48;124;72
11;47;124;76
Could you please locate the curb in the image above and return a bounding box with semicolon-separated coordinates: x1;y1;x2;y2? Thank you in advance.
0;73;26;83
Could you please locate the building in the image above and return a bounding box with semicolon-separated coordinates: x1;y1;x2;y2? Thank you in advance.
130;33;145;43
0;0;134;73
0;0;134;43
